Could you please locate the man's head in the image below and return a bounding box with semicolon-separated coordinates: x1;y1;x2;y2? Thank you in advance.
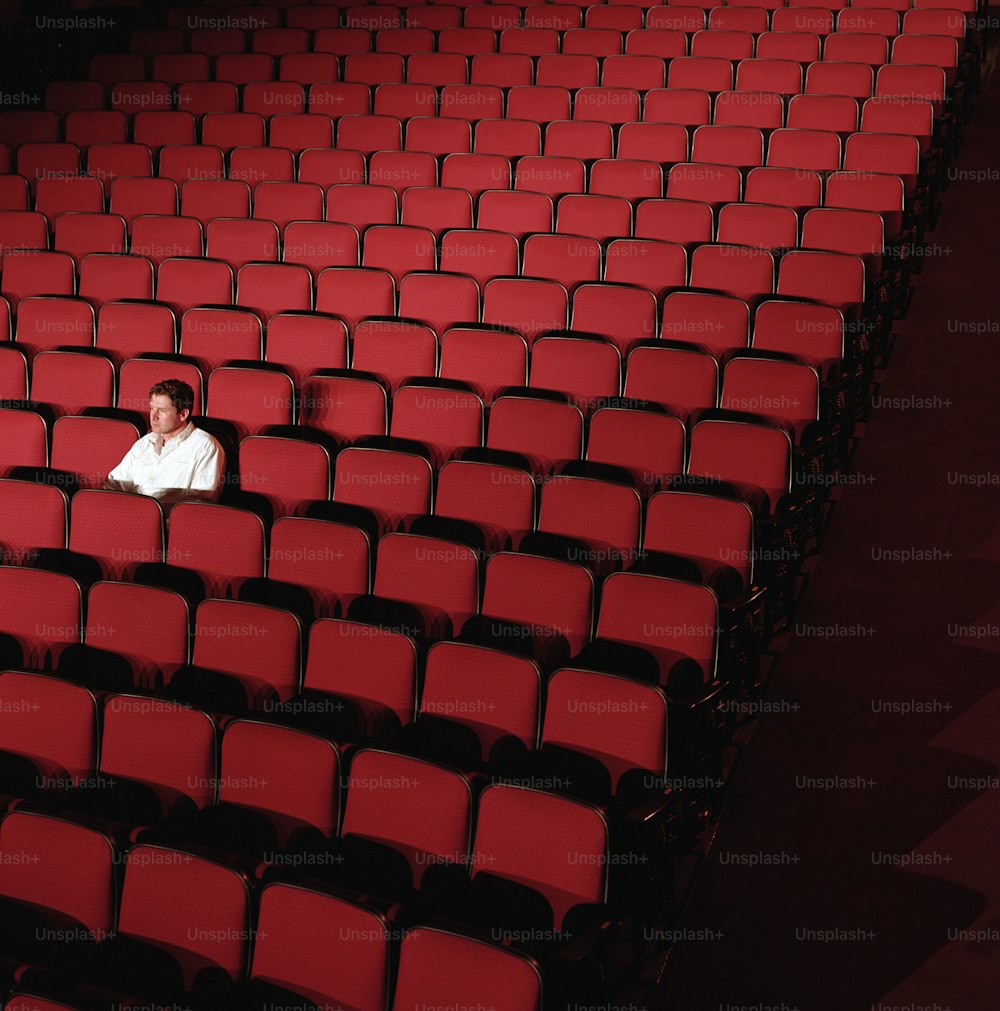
148;379;195;441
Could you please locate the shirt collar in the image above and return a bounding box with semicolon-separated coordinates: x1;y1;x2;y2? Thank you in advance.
148;421;196;452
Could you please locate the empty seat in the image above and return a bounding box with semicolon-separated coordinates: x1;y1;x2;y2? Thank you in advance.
133;112;198;153
744;165;823;213
472;550;594;660
50;415;142;491
65;842;250;1004
825;169;905;241
666;163;742;207
283;221;360;277
332;444;432;531
54;212;127;266
722;354;823;441
0;478;67;565
688;415;793;515
206;218;279;272
734;58;804;96
689;243;776;304
571;282;658;355
265;311;349;388
604;238;687;296
356;531;480;639
158;144;224;184
434;457;536;547
439;229;520;288
177;596;300;710
643;88;712;127
252;181;324;234
327;184;398;231
787;94;860;135
392;382;485;466
438;326;528;406
14;296;94;360
395;272;480;340
78;253;155;308
452;783;610;934
526;473;641;574
399;641;542;767
767;128;842;173
635;198;715;248
260;515;372;616
68;489;165;581
226;884;390;1011
585;570;720;687
180;179;251;226
179;306;263;375
470;54;534;89
166;501;266;598
156;257;234;315
625;343;719;419
482;278;568;348
590;159;663;200
534;665;669;805
0;669;96;799
487;394;584;476
667;56;734;93
804;60;874;99
522;233;600;292
362;224;437;283
586;405;686;494
30;350;115;417
401;187;474;234
515;155;585;200
777;248;866;317
1;250;75;309
753;299;846;378
72;580;189;689
352;319;437;395
660;289;751;360
315;267;396;336
473;119;542;160
544;121;614;161
645;488;757;592
34;178;104;225
692;124;765;168
0;566;81;670
801;206;885;275
369;150;438;193
236;263;313;323
755;30;822;62
207;362;295;438
287;616;416;739
0;810;114;969
239;433;333;519
0;405;50;476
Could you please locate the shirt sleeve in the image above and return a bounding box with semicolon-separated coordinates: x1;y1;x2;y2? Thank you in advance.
186;436;226;500
103;440;140;492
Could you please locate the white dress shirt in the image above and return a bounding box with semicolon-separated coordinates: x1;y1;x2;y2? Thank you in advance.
106;422;225;504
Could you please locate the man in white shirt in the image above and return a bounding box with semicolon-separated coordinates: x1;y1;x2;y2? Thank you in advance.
104;379;225;507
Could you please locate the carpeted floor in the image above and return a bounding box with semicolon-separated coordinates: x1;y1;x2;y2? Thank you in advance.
653;35;1000;1011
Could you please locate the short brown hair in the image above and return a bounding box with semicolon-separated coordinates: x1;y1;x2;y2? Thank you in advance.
149;379;195;416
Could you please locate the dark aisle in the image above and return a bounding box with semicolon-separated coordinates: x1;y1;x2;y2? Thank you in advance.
653;38;1000;1011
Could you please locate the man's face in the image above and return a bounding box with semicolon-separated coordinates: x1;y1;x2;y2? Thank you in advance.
149;394;189;440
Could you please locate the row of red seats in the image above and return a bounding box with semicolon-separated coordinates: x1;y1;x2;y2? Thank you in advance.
0;239;869;328
4;63;950;145
0;527;726;688
58;16;972;81
0;803;552;1010
0;369;803;499
123;1;974;44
